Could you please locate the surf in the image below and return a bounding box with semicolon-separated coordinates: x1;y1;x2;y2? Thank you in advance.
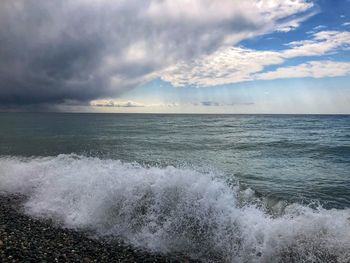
0;154;349;262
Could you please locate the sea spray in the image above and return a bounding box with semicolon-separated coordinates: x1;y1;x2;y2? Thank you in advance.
0;154;349;262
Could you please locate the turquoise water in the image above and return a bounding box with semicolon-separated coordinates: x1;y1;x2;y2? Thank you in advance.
1;113;349;208
0;113;349;262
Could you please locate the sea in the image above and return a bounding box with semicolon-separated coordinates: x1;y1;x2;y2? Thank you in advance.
0;113;349;262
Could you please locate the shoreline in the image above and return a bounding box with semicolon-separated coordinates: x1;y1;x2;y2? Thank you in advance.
0;194;193;263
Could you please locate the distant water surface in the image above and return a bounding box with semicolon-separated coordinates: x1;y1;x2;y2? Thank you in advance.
1;113;349;208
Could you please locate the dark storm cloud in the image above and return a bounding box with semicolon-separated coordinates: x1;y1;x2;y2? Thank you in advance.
0;0;314;108
0;1;108;105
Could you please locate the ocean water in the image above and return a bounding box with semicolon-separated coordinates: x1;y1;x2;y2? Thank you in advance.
0;113;349;262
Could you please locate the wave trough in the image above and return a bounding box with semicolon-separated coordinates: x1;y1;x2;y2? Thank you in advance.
0;154;349;262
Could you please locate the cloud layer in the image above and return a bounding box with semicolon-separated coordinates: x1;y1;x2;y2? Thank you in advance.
0;0;314;106
258;61;350;80
161;31;350;86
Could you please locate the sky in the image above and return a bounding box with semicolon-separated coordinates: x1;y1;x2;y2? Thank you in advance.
0;0;350;114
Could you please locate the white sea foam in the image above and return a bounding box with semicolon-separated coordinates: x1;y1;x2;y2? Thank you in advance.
0;154;349;262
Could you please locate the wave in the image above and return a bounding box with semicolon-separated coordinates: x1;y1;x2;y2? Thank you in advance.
0;154;349;262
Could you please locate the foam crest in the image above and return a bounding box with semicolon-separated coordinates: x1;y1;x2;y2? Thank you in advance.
0;154;349;262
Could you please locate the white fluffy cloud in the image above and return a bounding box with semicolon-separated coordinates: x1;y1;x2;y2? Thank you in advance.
90;100;145;108
161;47;284;86
90;100;183;108
161;31;350;86
258;61;350;80
282;31;350;58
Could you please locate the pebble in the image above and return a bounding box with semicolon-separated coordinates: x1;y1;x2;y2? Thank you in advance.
0;194;196;263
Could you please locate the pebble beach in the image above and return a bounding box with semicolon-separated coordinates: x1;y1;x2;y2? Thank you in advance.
0;195;191;263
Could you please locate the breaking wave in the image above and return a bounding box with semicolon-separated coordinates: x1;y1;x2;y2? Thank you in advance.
0;154;349;262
